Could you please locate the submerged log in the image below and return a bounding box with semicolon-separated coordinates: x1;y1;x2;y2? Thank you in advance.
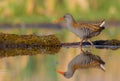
61;39;120;50
0;32;119;58
0;33;61;58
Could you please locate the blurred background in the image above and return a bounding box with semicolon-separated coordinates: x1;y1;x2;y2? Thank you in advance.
0;0;120;81
0;0;120;23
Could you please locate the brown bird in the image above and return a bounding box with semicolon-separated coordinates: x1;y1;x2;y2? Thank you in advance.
57;51;105;79
55;13;105;50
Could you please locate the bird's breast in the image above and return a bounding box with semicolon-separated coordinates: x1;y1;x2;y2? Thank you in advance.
66;23;92;39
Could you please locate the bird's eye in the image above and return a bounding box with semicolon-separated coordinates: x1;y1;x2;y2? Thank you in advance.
63;16;65;18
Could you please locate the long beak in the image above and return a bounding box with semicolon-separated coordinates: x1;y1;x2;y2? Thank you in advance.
57;70;65;75
54;17;64;23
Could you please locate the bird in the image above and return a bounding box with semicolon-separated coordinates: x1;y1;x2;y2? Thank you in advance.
57;51;105;79
55;13;105;50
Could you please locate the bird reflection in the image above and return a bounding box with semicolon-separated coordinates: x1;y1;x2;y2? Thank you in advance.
57;50;105;79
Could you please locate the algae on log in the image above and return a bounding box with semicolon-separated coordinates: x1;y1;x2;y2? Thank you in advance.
0;33;61;58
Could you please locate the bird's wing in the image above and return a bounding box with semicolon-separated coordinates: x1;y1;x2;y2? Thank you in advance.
95;19;105;27
72;23;100;32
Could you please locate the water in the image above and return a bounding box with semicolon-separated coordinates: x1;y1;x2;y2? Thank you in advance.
0;27;120;81
56;27;120;81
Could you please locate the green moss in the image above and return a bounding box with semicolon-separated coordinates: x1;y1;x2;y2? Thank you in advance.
0;33;61;58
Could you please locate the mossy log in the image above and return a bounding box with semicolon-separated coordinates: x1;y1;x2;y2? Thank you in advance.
61;39;120;50
0;33;61;58
0;32;119;58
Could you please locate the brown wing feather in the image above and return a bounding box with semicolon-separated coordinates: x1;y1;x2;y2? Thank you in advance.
72;23;100;31
95;19;105;26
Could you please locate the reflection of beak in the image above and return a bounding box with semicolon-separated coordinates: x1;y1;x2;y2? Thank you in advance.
54;17;64;23
57;70;65;75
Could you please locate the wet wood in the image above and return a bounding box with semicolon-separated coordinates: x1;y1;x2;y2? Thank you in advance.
61;39;120;50
0;33;119;58
0;33;61;58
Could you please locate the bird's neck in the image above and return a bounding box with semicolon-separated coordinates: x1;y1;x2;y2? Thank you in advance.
66;18;76;24
66;20;77;33
65;67;75;78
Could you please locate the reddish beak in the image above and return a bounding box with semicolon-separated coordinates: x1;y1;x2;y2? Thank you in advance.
57;70;65;75
54;17;64;23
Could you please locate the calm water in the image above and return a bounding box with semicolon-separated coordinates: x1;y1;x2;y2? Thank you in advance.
0;27;120;81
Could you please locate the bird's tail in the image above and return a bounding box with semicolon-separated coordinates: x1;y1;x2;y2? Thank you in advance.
100;64;105;72
99;19;105;27
98;19;105;31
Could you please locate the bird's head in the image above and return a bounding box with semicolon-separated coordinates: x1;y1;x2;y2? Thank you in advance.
57;70;73;79
55;14;74;23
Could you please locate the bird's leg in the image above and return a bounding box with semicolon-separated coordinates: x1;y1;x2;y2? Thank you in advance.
79;39;84;51
87;39;94;49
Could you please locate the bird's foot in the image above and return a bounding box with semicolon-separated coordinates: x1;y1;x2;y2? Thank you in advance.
79;44;85;52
